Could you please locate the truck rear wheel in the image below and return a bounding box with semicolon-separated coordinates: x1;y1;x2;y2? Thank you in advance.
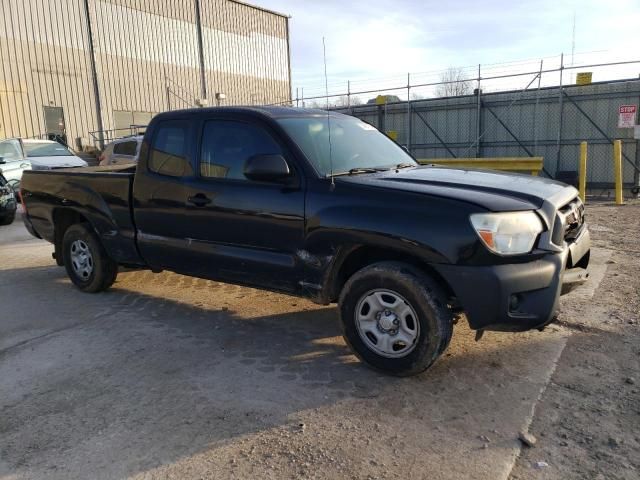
339;261;452;376
62;223;118;293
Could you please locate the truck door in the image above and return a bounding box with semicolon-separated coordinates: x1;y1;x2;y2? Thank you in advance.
134;116;305;294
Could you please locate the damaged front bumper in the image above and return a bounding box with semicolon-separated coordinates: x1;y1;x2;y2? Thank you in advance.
434;227;590;332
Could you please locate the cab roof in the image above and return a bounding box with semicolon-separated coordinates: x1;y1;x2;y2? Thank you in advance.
153;106;348;121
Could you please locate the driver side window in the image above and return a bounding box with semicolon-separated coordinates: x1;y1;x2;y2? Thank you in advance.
199;120;283;181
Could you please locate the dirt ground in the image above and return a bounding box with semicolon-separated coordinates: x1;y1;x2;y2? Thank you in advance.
510;200;640;480
0;201;638;480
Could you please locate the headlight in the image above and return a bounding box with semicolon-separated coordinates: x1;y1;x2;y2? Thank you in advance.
470;211;543;255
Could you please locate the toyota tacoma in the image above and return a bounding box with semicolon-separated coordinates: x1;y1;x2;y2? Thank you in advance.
20;107;590;375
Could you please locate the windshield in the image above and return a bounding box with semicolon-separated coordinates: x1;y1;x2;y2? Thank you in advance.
24;142;73;157
277;115;416;176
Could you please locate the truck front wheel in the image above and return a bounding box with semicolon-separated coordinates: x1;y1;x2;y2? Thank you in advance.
62;223;118;293
339;261;453;376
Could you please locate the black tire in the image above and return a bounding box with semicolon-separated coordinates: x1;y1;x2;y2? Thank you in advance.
339;261;453;376
62;223;118;293
0;213;15;225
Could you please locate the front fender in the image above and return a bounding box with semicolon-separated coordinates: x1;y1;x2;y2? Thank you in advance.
300;182;483;301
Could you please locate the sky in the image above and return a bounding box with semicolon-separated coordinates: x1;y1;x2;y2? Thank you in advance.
255;0;640;100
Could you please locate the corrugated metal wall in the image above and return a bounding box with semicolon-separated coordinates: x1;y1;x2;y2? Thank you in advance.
0;0;98;148
0;0;290;149
337;79;640;187
200;0;290;106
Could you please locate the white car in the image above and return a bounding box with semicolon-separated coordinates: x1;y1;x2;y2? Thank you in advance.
0;138;32;188
19;139;88;170
99;136;143;166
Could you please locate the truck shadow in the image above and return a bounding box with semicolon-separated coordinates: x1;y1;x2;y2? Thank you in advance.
0;265;569;479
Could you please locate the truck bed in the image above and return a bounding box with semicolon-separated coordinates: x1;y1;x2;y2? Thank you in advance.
20;164;143;266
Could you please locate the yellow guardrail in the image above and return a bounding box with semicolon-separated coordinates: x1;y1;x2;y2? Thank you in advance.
418;157;544;176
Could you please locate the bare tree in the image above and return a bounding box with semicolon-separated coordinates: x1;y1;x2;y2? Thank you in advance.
333;95;351;107
435;67;472;97
304;100;324;109
332;95;364;107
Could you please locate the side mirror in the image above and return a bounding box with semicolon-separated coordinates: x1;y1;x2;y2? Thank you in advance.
0;157;5;165
244;154;292;183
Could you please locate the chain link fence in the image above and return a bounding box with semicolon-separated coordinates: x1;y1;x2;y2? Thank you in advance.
285;58;640;190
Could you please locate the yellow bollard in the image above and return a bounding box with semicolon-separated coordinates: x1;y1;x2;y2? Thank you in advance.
613;140;624;205
579;142;587;203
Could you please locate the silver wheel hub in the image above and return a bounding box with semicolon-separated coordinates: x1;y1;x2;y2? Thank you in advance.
377;310;398;332
355;290;420;358
70;239;94;280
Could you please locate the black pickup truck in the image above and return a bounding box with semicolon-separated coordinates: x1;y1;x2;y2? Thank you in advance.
21;107;590;375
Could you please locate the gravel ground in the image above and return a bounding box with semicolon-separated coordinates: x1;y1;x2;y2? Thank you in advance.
0;201;637;480
509;199;640;480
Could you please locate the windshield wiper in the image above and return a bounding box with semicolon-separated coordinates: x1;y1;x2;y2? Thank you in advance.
327;167;385;177
394;162;416;169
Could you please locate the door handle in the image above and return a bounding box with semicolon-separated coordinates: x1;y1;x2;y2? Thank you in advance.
187;193;212;207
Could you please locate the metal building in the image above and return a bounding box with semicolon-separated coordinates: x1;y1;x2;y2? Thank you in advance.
0;0;291;150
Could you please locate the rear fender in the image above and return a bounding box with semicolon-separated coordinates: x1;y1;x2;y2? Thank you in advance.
47;180;139;264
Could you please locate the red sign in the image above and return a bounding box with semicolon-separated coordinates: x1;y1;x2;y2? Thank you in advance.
618;105;637;128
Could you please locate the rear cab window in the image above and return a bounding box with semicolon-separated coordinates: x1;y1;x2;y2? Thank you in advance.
148;121;192;177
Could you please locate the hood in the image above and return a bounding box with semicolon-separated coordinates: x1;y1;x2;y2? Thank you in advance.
337;165;577;211
29;155;88;169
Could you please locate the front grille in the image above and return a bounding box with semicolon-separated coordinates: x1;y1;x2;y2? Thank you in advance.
552;197;585;245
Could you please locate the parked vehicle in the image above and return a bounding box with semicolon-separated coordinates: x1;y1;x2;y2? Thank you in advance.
0;173;17;225
0;138;32;188
20;107;590;376
99;135;143;166
21;139;88;170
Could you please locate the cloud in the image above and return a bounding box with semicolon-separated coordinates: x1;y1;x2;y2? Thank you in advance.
256;0;640;93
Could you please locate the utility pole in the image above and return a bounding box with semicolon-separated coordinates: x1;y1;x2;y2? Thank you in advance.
571;11;576;67
82;0;105;149
194;0;207;104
